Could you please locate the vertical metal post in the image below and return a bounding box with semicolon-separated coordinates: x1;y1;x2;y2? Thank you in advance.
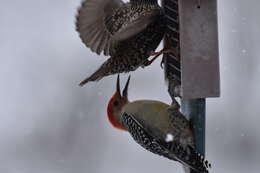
181;99;205;155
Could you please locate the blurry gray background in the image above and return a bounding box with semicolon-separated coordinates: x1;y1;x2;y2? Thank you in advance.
0;0;260;173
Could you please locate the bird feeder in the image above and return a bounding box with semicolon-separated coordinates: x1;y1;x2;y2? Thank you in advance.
162;0;220;172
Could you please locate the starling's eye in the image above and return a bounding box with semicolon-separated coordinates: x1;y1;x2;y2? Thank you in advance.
113;100;119;106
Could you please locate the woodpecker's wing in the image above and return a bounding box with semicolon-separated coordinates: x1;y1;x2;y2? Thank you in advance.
122;113;211;173
104;2;163;41
168;107;195;147
121;100;191;143
76;0;123;56
121;100;173;141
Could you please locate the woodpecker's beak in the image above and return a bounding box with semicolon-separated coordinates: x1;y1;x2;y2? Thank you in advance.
116;74;122;97
122;75;131;98
116;74;131;99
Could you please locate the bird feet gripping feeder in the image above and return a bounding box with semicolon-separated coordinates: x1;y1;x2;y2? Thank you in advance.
162;0;220;172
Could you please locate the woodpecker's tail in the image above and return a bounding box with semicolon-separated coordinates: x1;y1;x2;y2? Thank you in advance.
122;113;211;173
166;142;211;173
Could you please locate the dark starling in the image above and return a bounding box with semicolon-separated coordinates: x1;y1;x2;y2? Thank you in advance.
76;0;167;86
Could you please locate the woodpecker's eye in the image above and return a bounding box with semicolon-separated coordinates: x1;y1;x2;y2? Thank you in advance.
113;100;119;106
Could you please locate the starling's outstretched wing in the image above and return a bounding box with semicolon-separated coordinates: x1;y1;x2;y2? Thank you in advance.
76;0;123;56
121;113;211;173
104;1;163;41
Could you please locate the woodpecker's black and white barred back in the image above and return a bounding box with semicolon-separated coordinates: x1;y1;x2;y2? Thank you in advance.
121;113;211;173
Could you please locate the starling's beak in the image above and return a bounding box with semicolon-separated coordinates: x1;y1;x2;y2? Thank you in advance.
116;74;122;97
122;75;131;98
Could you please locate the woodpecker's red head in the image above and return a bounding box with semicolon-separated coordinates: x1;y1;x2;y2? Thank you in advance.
107;75;130;131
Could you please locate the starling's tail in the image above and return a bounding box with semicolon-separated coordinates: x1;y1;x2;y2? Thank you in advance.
79;60;112;86
79;74;100;86
79;68;104;86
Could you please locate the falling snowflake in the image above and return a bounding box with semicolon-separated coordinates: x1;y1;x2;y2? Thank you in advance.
165;134;174;142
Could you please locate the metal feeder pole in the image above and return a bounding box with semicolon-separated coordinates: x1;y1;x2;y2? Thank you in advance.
181;98;206;156
163;0;220;172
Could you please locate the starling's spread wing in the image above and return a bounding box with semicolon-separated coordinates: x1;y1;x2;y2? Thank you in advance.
76;0;123;56
122;113;211;173
104;5;162;41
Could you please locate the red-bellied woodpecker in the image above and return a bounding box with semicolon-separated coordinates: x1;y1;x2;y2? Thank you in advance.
107;75;211;173
76;0;175;86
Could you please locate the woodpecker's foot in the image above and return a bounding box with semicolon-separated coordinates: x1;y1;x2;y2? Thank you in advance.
170;97;180;111
174;85;182;98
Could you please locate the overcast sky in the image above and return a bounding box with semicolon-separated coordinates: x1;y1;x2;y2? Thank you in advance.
0;0;260;173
